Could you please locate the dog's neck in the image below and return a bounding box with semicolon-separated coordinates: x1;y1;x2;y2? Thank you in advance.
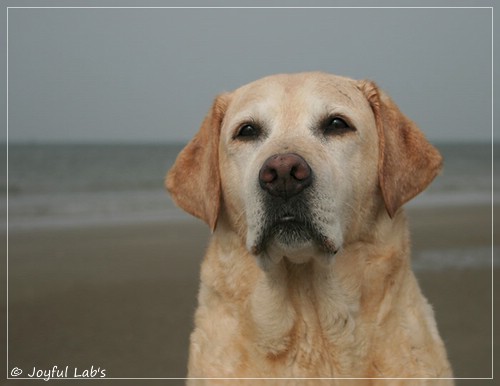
200;209;413;360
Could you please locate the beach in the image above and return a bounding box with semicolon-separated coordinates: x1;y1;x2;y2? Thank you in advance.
2;203;497;385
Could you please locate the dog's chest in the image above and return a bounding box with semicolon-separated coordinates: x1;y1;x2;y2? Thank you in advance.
247;266;367;377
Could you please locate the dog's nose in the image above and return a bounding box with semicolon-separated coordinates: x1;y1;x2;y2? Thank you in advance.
259;153;312;199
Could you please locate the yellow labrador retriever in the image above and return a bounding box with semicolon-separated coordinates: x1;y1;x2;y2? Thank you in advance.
166;72;453;385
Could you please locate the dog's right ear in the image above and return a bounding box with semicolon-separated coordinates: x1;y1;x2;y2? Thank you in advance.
166;94;230;231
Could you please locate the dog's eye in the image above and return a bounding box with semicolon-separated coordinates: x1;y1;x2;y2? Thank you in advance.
323;117;354;136
236;124;260;140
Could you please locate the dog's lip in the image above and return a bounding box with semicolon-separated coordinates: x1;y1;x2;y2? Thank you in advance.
275;214;307;226
279;214;296;222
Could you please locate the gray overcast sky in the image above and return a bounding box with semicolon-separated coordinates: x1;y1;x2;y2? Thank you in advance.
4;5;494;143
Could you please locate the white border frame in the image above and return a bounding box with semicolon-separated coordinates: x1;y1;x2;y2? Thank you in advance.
5;5;495;381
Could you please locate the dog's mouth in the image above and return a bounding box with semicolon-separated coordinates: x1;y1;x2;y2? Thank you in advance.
271;213;313;243
250;201;338;259
278;214;296;222
267;215;314;246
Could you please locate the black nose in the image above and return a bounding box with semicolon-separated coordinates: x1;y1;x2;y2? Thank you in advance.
259;153;312;199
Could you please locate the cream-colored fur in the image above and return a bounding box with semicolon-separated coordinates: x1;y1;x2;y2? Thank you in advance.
166;73;453;385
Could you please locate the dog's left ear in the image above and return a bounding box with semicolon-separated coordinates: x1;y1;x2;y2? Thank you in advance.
166;94;230;231
358;81;442;218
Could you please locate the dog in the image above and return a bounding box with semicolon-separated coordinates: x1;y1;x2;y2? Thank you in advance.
166;72;453;385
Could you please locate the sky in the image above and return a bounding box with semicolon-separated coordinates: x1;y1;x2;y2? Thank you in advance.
3;4;495;143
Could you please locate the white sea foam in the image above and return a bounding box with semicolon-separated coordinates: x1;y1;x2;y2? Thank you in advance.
412;246;496;271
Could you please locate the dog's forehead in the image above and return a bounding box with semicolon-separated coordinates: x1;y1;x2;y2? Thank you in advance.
226;73;366;119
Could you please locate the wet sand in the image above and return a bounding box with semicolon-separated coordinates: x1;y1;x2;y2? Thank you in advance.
2;204;497;385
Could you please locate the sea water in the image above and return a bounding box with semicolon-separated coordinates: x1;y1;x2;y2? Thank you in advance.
3;143;186;231
2;142;497;269
2;142;496;230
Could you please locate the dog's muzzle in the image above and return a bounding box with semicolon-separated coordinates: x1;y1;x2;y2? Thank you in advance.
250;152;338;269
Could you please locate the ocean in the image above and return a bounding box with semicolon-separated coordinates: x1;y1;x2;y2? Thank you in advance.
2;142;497;271
4;143;186;231
3;142;495;232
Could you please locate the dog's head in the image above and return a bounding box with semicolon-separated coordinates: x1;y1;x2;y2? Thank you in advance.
166;73;441;269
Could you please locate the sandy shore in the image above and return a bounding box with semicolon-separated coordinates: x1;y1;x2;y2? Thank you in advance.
2;204;497;385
